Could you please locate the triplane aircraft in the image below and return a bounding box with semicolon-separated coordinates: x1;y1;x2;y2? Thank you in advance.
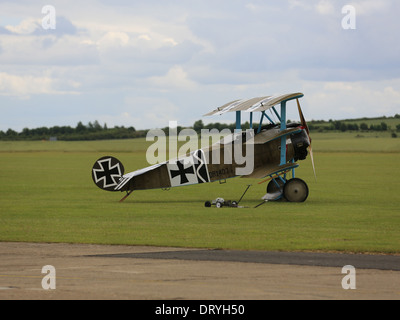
92;92;316;205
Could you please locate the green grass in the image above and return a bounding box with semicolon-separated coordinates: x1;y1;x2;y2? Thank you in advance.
311;132;400;153
0;134;399;253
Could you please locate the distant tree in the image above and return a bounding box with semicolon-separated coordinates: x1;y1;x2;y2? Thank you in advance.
242;121;250;130
396;124;400;132
360;123;368;131
93;120;102;131
346;123;359;131
21;127;31;137
380;122;388;131
370;124;378;131
6;129;17;137
333;121;342;130
76;121;86;133
193;120;204;133
35;127;49;136
87;122;94;131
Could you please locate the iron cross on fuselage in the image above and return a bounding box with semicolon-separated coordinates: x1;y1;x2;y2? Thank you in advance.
169;159;194;184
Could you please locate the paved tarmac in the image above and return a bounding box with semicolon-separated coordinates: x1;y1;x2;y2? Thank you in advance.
0;242;399;300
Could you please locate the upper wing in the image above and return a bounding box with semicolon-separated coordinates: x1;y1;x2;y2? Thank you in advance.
203;93;304;116
246;93;303;112
203;99;243;116
203;97;269;116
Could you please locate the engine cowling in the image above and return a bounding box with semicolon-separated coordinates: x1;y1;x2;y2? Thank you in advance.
290;129;310;161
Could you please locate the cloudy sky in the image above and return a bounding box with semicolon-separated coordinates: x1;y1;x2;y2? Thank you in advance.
0;0;399;131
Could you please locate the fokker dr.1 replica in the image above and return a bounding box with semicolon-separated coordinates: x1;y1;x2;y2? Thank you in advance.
92;92;316;204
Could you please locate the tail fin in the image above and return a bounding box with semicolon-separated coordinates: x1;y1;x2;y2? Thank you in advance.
92;156;125;192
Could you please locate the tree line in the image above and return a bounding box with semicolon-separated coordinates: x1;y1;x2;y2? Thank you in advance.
1;116;399;141
307;120;392;132
0;121;147;141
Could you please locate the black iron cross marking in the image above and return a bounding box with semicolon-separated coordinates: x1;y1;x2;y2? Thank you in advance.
93;159;122;188
170;160;194;184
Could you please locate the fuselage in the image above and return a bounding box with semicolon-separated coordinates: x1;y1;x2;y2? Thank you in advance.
119;124;310;191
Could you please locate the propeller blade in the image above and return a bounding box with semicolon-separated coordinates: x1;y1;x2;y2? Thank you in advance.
296;99;309;138
309;145;317;182
297;99;317;181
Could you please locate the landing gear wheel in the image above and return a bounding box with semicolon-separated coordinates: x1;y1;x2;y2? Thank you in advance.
267;178;285;193
283;178;309;202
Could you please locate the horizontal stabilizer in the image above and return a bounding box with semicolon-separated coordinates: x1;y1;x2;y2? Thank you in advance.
114;163;164;191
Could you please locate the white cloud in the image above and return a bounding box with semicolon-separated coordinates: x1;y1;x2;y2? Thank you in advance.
288;0;312;10
121;95;181;129
138;34;151;41
4;18;40;34
349;0;391;15
0;72;80;98
97;31;130;48
315;0;335;15
304;79;400;119
0;72;51;97
148;65;197;90
163;38;178;46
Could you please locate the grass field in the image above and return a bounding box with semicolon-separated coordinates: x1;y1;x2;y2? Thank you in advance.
0;134;399;253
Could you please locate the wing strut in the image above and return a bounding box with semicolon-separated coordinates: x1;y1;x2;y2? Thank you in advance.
279;101;287;165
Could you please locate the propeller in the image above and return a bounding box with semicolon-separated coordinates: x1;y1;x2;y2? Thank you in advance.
296;99;317;181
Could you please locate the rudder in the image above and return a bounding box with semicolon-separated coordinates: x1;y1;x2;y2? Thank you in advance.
92;156;125;191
